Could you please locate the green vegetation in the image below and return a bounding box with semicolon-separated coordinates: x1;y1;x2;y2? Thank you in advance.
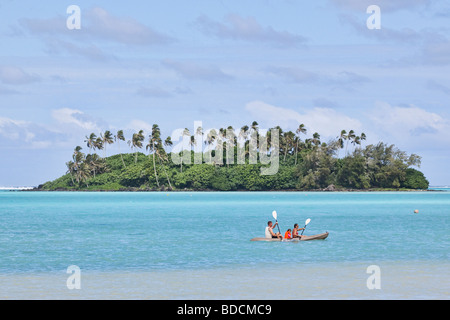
39;123;429;191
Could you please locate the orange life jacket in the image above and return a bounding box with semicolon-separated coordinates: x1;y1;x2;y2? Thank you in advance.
284;231;292;239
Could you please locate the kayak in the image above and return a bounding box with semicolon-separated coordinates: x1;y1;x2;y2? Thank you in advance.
250;232;329;242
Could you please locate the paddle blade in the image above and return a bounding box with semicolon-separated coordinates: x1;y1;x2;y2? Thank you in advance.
272;210;277;220
305;218;311;226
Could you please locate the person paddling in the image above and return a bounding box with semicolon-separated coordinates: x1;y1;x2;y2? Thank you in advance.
265;221;282;240
292;223;305;239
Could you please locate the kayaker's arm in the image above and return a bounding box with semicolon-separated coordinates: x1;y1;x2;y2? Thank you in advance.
269;227;277;236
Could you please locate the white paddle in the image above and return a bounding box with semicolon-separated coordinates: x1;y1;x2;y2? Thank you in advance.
272;210;281;234
300;218;311;236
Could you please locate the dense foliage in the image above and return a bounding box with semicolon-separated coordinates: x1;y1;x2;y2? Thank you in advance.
39;124;429;191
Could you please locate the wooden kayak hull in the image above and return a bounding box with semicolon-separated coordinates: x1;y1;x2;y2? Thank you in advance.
250;232;329;242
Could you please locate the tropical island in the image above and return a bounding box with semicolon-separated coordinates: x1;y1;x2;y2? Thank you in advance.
37;122;429;191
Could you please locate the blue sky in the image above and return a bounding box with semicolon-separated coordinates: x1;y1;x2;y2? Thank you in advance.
1;0;450;186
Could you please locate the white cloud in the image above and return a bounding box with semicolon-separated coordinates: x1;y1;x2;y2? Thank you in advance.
18;16;66;35
369;101;450;148
19;7;174;46
126;119;153;134
338;13;423;44
244;100;450;158
0;65;40;85
0;109;110;150
245;100;362;138
44;38;112;62
85;7;174;46
0;117;53;149
266;66;318;83
51;108;101;131
161;59;233;82
16;7;174;62
266;65;370;88
195;14;307;47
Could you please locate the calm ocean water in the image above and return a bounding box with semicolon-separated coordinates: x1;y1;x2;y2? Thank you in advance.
0;190;448;299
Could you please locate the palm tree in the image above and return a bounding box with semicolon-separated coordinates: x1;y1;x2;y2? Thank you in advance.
251;121;259;135
101;130;114;158
282;131;295;162
77;162;91;188
337;130;347;158
346;130;356;155
190;135;196;153
128;130;144;164
312;132;321;147
225;126;236;167
304;138;313;151
237;125;249;164
265;128;273;150
215;128;229;166
164;136;173;150
70;146;91;186
274;125;283;145
94;137;103;155
195;126;203;142
360;132;367;147
352;135;361;150
239;125;249;145
84;133;97;154
66;161;76;185
269;126;280;154
192;125;204;163
361;132;366;140
247;122;259;161
147;124;161;187
159;136;174;189
85;154;95;178
351;133;366;152
67;146;84;182
115;130;126;169
204;129;217;165
72;146;84;184
295;124;307;165
85;153;106;178
180;128;191;172
240;125;249;140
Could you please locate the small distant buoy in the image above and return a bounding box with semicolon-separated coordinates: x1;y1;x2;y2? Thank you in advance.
414;210;419;214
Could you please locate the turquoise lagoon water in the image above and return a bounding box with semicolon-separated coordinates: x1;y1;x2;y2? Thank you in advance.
0;190;448;299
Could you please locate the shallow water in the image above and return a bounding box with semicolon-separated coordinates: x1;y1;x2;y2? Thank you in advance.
0;191;448;299
1;261;448;299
